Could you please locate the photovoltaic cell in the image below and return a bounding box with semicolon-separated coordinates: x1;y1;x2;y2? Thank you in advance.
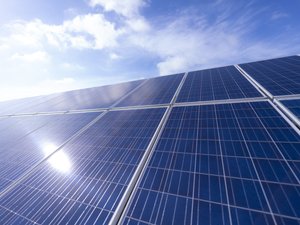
239;55;300;96
122;101;300;225
176;66;262;103
0;79;143;115
280;99;300;119
0;112;100;193
116;74;184;107
0;108;166;225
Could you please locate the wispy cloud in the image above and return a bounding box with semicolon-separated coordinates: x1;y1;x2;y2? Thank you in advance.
271;11;289;20
89;0;146;18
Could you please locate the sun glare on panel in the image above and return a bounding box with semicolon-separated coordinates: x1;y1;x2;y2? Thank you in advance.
42;143;72;173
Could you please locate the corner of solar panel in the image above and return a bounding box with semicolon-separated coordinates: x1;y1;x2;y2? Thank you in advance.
0;55;300;225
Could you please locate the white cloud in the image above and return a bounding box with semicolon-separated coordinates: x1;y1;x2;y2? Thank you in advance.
3;14;123;51
10;51;50;63
109;53;121;60
63;14;123;49
89;0;146;18
126;17;150;32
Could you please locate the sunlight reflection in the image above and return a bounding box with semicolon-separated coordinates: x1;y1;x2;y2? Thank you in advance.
43;143;72;173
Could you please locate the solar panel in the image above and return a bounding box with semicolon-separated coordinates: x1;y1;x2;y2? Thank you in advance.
176;66;262;103
0;95;56;116
239;56;300;96
116;74;184;107
281;99;300;119
0;80;143;116
0;108;166;225
1;55;300;225
0;112;100;192
121;101;300;225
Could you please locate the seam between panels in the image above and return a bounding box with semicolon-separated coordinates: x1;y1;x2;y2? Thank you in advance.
272;99;300;131
109;72;189;225
228;103;278;225
264;100;300;183
109;79;149;109
174;97;268;108
0;111;108;199
274;94;300;100
213;105;233;225
235;65;300;133
270;101;300;137
234;65;272;99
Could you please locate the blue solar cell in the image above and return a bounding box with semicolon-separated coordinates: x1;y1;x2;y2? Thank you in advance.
0;108;165;225
122;101;300;225
176;66;262;103
281;98;300;119
0;112;100;192
230;207;275;225
0;80;143;115
0;207;35;225
239;55;300;96
116;73;184;107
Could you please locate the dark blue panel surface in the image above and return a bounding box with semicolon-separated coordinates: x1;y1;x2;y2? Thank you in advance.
281;98;300;119
239;55;300;96
0;207;35;225
0;80;143;115
122;101;300;225
0;108;165;225
0;112;99;192
176;66;262;103
116;74;184;107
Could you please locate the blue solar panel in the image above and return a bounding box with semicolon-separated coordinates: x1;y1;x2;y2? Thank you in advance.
0;95;55;115
0;80;143;116
239;56;300;96
116;74;184;107
176;66;262;103
0;108;166;225
0;112;100;193
121;101;300;225
281;99;300;119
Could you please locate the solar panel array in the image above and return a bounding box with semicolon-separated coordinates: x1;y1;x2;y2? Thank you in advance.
0;55;300;225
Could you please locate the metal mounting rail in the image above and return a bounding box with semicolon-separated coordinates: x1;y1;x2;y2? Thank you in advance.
235;65;300;131
174;96;267;107
109;72;189;225
273;99;300;130
235;65;273;99
274;94;300;100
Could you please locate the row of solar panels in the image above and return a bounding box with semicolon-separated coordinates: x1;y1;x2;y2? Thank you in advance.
0;55;300;225
0;101;299;225
1;55;300;116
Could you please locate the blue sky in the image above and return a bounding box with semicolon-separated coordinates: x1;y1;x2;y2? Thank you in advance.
0;0;300;101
